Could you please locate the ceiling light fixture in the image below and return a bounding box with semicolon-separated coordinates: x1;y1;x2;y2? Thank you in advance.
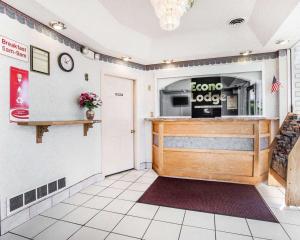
49;21;66;30
122;56;132;62
81;47;89;55
94;53;101;60
276;40;289;45
151;0;194;31
163;59;174;64
240;50;252;56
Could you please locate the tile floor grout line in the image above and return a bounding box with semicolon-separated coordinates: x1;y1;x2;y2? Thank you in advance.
23;216;60;239
102;194;141;240
8;214;57;239
140;219;153;240
19;205;81;239
7;232;33;240
80;187;108;196
278;221;293;240
245;218;254;237
215;229;255;238
81;199;114;212
177;210;186;240
31;216;59;239
214;213;217;240
6;170;297;240
140;191;160;240
66;225;84;240
3;169;152;240
33;185;105;239
65;199;116;240
180;223;216;232
141;206;160;240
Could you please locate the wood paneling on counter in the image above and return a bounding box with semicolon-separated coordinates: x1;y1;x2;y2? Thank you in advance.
150;118;278;185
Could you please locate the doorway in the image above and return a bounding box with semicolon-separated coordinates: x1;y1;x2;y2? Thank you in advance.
101;74;135;176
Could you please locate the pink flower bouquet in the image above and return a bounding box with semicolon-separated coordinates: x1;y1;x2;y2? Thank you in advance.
79;92;102;110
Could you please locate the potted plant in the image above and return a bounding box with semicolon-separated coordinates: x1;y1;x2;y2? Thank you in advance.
79;92;102;120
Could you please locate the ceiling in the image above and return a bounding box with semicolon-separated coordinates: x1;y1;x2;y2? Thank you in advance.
99;0;257;38
4;0;300;64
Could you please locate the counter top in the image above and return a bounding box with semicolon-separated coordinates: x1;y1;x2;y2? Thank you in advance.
145;116;279;122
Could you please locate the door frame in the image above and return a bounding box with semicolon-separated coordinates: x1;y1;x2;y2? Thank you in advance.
100;73;137;176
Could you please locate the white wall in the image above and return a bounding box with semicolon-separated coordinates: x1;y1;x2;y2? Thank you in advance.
292;42;300;114
0;13;152;220
278;50;292;123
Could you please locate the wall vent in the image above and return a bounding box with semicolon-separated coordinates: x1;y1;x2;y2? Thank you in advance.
48;181;57;194
9;178;66;213
229;18;245;26
9;195;23;212
58;178;66;189
24;190;36;205
37;185;47;199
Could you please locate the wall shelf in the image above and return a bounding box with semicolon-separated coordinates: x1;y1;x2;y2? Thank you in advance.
17;120;101;143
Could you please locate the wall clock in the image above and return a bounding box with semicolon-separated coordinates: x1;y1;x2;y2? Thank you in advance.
58;53;74;72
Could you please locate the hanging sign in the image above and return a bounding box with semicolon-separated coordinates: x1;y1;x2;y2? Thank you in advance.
10;67;29;122
191;77;225;118
0;36;29;62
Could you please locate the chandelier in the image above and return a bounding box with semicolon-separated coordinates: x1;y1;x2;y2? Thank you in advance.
151;0;194;31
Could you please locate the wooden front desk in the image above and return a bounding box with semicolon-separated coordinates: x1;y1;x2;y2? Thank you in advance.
148;117;279;185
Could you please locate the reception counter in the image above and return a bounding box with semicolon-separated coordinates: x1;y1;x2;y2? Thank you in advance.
146;117;279;185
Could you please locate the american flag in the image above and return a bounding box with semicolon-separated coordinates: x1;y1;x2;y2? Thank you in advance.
271;76;281;93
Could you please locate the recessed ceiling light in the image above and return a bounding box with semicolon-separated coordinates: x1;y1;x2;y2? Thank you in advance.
122;56;131;62
49;21;66;30
81;47;89;55
163;59;174;64
240;50;252;56
276;40;289;45
94;53;100;60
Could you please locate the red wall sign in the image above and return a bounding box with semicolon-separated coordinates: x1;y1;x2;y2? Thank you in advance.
10;67;29;122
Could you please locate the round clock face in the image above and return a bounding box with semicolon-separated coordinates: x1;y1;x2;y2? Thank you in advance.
58;53;74;72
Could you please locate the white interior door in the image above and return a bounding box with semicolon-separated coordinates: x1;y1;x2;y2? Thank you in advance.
101;75;134;176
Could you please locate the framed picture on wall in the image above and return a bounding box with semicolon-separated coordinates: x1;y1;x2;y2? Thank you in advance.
30;46;50;75
227;95;238;110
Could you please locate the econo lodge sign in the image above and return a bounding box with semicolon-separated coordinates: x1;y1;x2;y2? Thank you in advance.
191;77;226;118
0;36;28;62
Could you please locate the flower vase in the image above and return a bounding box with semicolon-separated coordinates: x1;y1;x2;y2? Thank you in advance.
86;109;95;120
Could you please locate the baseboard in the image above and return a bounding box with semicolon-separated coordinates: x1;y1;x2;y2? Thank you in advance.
140;162;152;170
0;173;104;235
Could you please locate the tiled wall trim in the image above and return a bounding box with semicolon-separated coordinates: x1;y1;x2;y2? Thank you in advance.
0;1;81;50
145;52;279;71
0;1;146;71
0;173;103;235
0;1;279;72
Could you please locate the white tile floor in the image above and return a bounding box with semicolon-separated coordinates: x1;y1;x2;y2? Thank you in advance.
2;169;300;240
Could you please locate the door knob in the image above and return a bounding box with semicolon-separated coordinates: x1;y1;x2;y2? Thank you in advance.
131;130;135;134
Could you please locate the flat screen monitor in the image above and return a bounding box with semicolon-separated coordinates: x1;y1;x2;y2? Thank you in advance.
172;96;189;106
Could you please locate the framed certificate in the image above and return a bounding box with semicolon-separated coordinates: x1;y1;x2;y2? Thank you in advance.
30;46;50;75
227;95;238;110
